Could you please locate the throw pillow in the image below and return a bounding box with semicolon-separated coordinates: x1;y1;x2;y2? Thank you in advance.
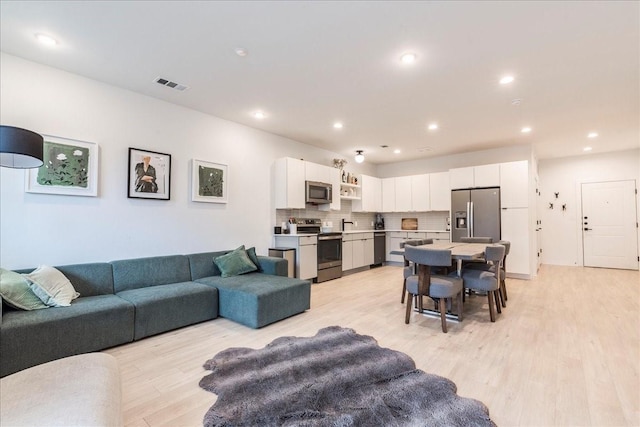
24;265;80;307
245;247;262;272
0;268;49;310
214;246;258;278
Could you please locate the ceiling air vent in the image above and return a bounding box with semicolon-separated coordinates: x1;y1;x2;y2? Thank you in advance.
154;77;189;91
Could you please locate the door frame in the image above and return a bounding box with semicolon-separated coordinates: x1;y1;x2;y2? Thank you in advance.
577;179;639;269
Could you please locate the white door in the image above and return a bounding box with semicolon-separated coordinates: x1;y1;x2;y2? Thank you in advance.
582;180;638;270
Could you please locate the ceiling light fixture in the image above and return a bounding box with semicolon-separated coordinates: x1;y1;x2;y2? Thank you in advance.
0;126;44;168
393;149;401;154
354;150;365;163
500;75;515;85
428;123;438;130
583;146;593;152
400;53;417;64
333;122;343;129
587;132;598;138
521;127;532;133
253;111;266;119
35;33;57;46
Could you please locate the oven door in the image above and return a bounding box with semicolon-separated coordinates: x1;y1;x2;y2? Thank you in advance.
317;235;342;269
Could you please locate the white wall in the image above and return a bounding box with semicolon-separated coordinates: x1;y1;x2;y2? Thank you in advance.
0;53;374;269
538;149;640;266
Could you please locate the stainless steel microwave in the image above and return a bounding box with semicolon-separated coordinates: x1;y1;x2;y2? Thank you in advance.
305;181;332;204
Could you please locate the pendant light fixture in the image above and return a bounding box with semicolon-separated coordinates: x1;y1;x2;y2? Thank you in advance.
354;150;365;163
0;125;44;168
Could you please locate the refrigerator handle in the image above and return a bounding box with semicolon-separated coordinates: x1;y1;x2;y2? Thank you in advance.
466;201;472;238
469;201;474;237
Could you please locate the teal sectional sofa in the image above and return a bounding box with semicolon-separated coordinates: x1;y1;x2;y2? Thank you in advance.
0;251;311;377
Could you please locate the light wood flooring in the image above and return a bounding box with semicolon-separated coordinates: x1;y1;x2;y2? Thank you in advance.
104;264;640;426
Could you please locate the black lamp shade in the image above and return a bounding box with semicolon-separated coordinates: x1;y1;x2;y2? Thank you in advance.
0;126;44;168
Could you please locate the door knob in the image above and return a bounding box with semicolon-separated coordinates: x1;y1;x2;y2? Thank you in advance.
584;228;592;231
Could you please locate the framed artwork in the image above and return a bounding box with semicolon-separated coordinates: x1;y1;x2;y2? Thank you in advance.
191;159;228;203
25;135;99;197
128;148;171;200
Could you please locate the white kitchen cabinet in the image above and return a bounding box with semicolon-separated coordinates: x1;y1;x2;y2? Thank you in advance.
450;164;500;189
501;207;531;276
449;167;475;189
320;167;341;211
395;176;412;212
429;171;450;211
500;160;529;208
411;174;430;211
304;161;328;183
343;232;374;270
273;234;318;280
353;175;381;212
382;178;396;212
273;157;305;209
474;164;500;187
426;231;451;242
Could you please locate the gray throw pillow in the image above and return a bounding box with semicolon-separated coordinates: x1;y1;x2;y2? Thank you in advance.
245;247;262;272
214;246;258;278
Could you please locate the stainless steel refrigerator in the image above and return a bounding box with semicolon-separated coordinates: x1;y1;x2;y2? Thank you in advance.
451;187;501;242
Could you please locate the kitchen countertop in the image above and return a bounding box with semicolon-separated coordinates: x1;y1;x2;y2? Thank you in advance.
274;229;450;236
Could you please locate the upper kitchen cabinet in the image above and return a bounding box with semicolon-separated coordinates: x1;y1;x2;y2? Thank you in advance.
273;157;305;209
500;160;529;208
410;174;430;212
394;176;412;212
382;178;396;212
450;164;500;189
352;175;381;212
429;171;450;211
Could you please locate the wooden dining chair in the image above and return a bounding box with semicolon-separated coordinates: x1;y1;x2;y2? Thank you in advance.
404;245;463;333
400;239;432;303
461;244;505;322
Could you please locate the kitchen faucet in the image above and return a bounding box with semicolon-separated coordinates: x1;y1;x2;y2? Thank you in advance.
342;218;353;231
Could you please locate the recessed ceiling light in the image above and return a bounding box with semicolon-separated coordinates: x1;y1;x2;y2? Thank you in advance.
35;33;57;46
333;122;343;129
583;146;593;152
587;132;598;138
417;146;433;152
253;111;266;119
500;75;515;85
235;47;248;57
393;149;401;154
428;123;438;131
521;127;532;133
400;53;417;64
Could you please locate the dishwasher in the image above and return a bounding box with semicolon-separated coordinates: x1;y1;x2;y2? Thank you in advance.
373;232;386;266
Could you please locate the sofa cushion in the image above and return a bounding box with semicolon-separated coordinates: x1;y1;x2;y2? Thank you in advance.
116;281;218;340
214;246;258;278
245;247;262;272
24;266;80;307
0;295;135;377
196;273;310;328
0;268;48;310
111;255;192;292
16;263;116;297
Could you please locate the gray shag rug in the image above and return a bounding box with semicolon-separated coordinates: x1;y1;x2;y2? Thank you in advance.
199;326;496;427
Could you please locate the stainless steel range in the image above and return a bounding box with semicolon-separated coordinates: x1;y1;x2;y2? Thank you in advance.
295;218;342;283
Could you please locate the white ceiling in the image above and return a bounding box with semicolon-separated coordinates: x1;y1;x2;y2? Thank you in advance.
1;1;638;164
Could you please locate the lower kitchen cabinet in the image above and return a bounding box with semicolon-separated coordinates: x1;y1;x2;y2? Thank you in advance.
342;232;374;271
273;235;318;280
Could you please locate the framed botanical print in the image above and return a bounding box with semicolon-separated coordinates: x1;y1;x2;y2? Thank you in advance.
25;135;99;197
128;148;171;200
191;159;228;203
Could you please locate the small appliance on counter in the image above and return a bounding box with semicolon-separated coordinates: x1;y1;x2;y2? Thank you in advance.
374;213;385;230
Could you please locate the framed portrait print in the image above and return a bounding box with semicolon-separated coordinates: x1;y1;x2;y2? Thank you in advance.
128;148;171;200
191;159;228;203
25;135;99;197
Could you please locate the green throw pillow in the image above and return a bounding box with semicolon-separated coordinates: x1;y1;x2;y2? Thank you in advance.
245;247;262;272
214;246;258;278
0;268;49;310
